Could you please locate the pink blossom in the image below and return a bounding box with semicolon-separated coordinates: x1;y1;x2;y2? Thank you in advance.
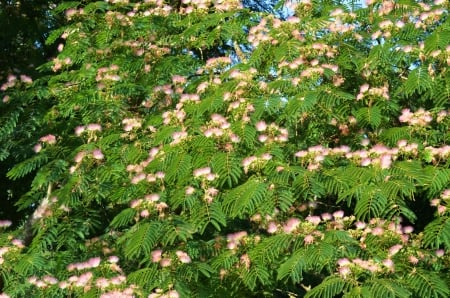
39;134;56;144
151;250;162;263
380;154;392;169
333;210;344;219
435;249;444;257
88;257;101;268
20;75;33;84
382;259;394;270
108;256;119;263
96;277;110;289
193;167;211;177
86;123;102;131
185;186;195;195
0;220;12;228
267;222;278;234
176;251;192;264
408;255;419;264
283;218;300;233
33;143;42;153
372;227;384;236
388;244;402;257
140;210;150;218
304;234;315;245
338;266;351;278
160;258;171;267
145;194;160;202
306;215;321;225
92;149;104;160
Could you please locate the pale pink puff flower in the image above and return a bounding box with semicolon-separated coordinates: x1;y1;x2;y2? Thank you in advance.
240;254;251;269
304;234;315;245
160;258;171;267
267;222;278;234
388;244;402;256
75;272;93;287
20;75;33;84
156;202;168;212
108;256;119;263
435;249;444;257
33;143;42;153
306;215;321;225
337;258;351;267
155;171;165;179
110;275;126;285
185;186;195;195
131;173;146;184
176;251;191;264
255;121;267;132
75;126;85;136
403;226;414;234
86;123;102;131
382;259;394;270
295;150;308;158
372;227;384;236
11;239;24;248
408;255;419;264
380;154;392;169
140;210;150;218
321;213;332;221
167;290;180;298
437;205;446;215
39;134;56;144
339;266;351;278
88;257;101;268
193;167;211;177
92;149;104;160
130;199;142;209
43;275;58;285
206;173;217;181
283;218;300;233
333;210;344;219
441;189;450;200
96;277;110;289
0;220;12;228
151;250;162;263
145;194;160;202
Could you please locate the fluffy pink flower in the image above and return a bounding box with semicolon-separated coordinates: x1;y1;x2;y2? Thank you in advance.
267;222;278;234
160;258;171;267
151;250;162;263
92;149;104;160
283;218;300;233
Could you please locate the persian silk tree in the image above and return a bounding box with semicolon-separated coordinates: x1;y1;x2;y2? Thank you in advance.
0;0;449;297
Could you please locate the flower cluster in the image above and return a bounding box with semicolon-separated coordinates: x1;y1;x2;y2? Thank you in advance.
33;134;57;153
151;249;191;266
96;65;121;83
255;121;288;144
130;193;168;219
51;57;72;72
1;74;32;91
202;113;240;146
122;118;142;132
242;153;272;174
356;82;390;101
399;108;433;126
430;189;450;216
226;231;248;250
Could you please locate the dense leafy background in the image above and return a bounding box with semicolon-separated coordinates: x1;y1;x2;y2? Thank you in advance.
0;0;449;297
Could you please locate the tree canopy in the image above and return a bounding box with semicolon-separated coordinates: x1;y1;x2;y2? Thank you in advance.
0;0;449;297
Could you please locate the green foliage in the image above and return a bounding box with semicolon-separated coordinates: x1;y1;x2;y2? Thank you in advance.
1;0;449;297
